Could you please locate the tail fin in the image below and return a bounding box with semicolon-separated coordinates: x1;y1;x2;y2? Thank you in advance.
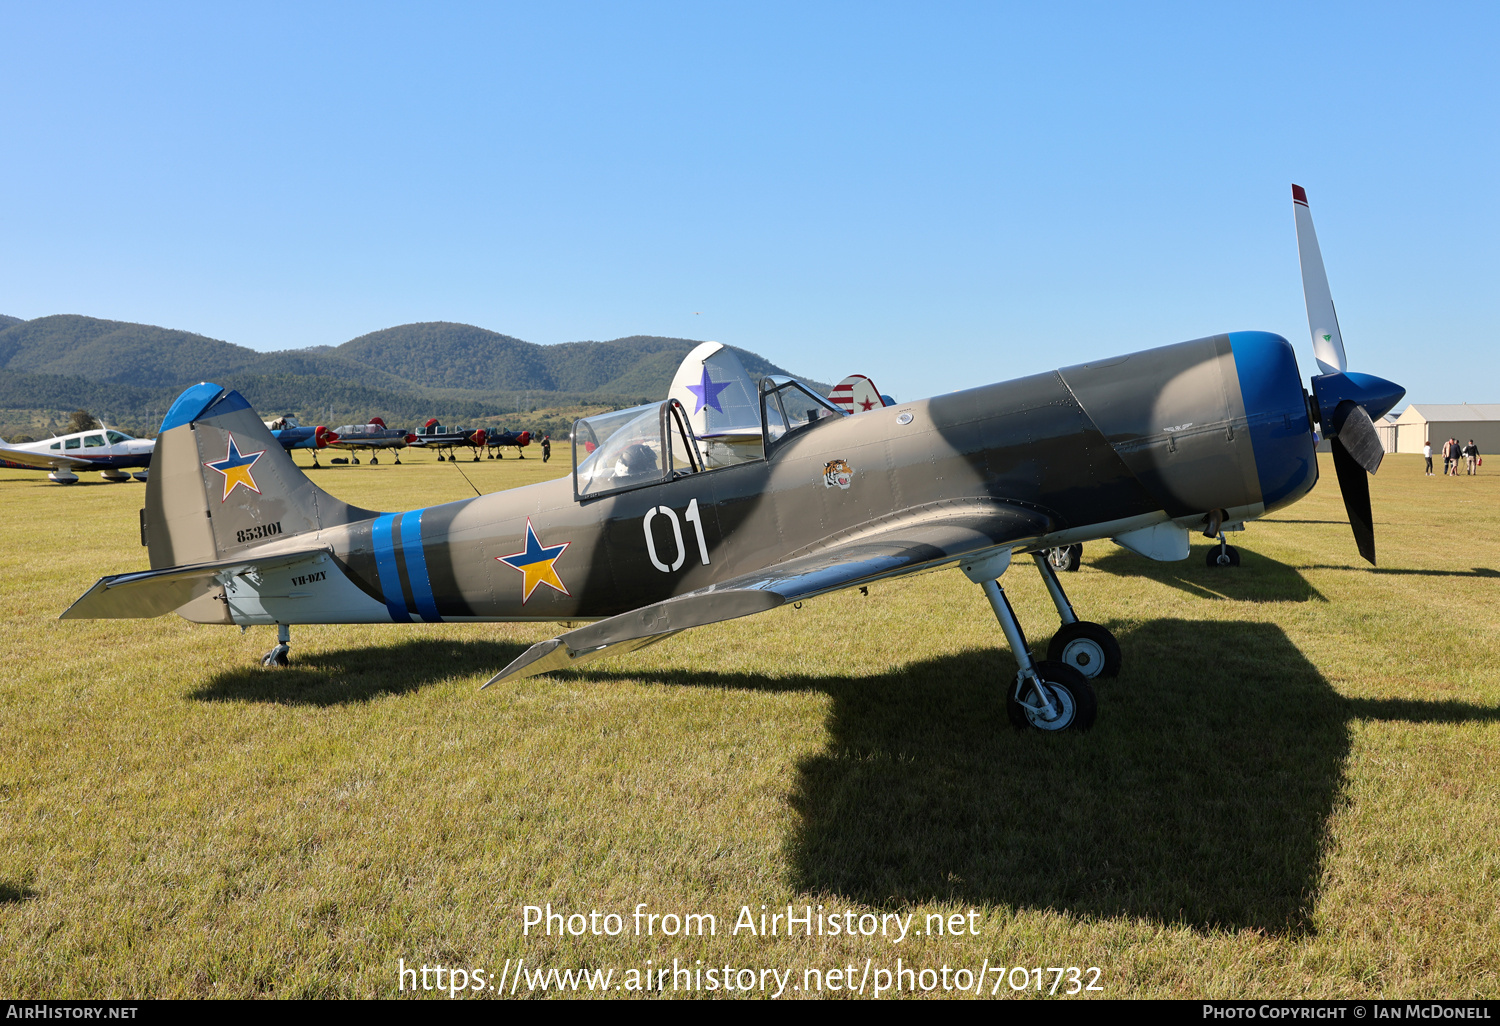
144;383;375;571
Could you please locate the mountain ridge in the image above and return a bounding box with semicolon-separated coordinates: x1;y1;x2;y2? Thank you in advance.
0;314;828;437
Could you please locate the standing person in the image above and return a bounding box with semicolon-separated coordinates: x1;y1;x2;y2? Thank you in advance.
1443;437;1456;475
541;434;551;463
1465;439;1479;475
1423;439;1433;475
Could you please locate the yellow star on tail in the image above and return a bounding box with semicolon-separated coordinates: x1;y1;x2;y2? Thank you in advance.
203;433;267;502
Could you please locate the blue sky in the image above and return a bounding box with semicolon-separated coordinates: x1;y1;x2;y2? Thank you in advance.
2;2;1495;405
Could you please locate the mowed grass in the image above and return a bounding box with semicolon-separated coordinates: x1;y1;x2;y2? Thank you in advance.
1;448;1497;999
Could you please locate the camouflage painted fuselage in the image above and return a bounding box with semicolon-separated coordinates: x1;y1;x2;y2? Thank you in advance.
138;331;1314;628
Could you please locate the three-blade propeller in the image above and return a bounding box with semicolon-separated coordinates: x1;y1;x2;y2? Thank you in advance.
1292;184;1404;565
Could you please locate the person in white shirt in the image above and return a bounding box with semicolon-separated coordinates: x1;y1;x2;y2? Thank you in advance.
1424;440;1433;475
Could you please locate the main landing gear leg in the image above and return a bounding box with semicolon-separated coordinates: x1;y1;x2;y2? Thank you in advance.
1032;552;1121;680
962;550;1095;732
262;624;290;668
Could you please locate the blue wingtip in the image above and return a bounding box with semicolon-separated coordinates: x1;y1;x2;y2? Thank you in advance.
159;382;226;434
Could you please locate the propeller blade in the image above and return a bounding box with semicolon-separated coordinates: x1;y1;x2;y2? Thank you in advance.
1329;399;1384;475
1330;433;1376;565
1293;184;1348;376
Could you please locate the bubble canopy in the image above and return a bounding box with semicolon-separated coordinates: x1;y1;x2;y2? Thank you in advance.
572;399;703;500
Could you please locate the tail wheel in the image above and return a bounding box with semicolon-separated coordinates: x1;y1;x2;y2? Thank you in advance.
1047;544;1082;572
1206;545;1240;568
1046;621;1121;679
1007;660;1096;732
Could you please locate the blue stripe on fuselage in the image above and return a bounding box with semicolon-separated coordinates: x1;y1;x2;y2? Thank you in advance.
1228;331;1319;513
371;513;411;622
399;509;443;623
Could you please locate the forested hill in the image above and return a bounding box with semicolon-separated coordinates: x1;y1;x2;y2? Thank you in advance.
0;315;824;434
0;315;806;393
329;323;800;393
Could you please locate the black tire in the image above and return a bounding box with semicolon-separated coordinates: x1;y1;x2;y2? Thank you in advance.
352;457;360;465
369;456;379;465
1007;660;1097;732
1047;544;1082;572
1046;621;1122;680
1205;544;1240;568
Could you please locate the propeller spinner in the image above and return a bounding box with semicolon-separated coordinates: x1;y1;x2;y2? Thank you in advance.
1293;184;1404;565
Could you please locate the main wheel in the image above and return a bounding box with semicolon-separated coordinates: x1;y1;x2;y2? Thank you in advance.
369;456;379;465
261;645;289;668
1047;544;1082;572
1007;660;1096;732
1046;621;1122;679
352;457;361;465
1205;544;1240;568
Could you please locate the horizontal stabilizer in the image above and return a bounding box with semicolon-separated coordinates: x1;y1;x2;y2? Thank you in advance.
0;444;93;471
484;498;1052;686
61;547;331;620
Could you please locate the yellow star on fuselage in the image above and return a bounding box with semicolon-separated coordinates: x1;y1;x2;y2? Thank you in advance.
497;519;571;603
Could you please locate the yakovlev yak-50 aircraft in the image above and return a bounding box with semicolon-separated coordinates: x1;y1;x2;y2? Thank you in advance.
325;417;417;465
409;420;483;461
62;187;1402;732
485;429;532;459
265;417;338;467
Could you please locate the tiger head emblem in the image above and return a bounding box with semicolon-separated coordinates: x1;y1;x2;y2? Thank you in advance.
823;459;853;490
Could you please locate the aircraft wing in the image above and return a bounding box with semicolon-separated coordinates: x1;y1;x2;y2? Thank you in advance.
484;498;1051;686
0;444;94;470
60;547;332;619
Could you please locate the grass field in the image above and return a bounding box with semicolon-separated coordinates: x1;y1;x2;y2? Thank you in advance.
1;448;1497;999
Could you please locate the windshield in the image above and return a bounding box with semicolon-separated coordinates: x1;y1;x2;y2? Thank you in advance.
572;400;705;499
762;378;843;447
574;404;666;499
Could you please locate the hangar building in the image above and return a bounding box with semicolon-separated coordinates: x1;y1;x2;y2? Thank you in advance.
1377;404;1500;456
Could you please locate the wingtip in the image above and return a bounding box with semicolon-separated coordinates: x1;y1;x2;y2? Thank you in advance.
1292;183;1308;205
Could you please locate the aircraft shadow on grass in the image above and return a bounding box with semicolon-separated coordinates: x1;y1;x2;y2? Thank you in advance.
191;621;1498;936
190;638;531;707
0;878;38;904
571;618;1499;936
1091;546;1327;603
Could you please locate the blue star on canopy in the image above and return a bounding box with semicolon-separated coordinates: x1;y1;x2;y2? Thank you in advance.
203;433;267;501
497;519;571;602
686;366;731;414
